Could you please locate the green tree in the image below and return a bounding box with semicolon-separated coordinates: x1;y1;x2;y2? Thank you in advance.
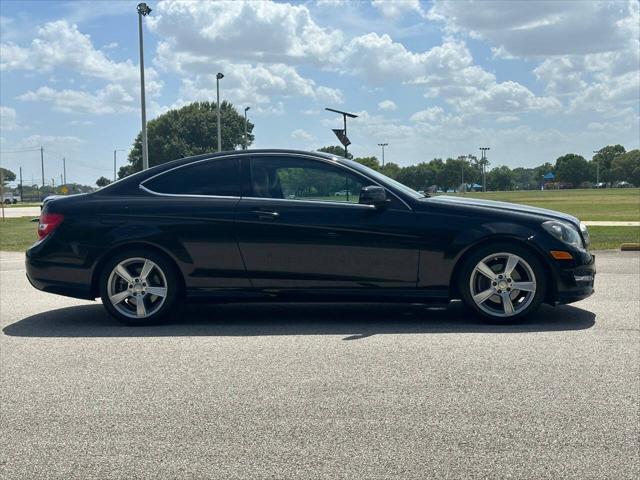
380;162;401;179
96;176;112;187
119;101;254;178
555;153;591;186
611;149;640;184
487;166;514;191
592;144;625;183
1;167;16;185
318;145;353;159
354;156;380;170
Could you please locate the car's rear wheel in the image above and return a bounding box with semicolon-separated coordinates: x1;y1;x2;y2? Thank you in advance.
459;243;546;323
99;249;179;325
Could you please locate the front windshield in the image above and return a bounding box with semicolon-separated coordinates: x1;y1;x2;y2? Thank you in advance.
342;159;425;199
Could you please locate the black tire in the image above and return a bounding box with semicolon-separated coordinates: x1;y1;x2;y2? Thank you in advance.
99;248;180;326
458;242;546;323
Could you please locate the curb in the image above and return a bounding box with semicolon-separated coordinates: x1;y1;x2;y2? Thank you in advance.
620;243;640;251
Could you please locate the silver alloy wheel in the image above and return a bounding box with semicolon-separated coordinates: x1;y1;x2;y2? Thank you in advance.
107;257;168;319
469;252;537;318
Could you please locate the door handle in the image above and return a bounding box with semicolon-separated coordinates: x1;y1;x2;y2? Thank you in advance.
252;210;280;220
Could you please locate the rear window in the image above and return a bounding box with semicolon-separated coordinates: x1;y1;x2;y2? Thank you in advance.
143;159;240;197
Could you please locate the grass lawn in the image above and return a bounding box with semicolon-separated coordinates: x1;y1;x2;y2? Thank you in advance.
0;218;37;252
445;188;640;221
1;216;637;253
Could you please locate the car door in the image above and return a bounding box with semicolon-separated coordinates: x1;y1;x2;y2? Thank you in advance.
138;156;251;292
234;155;420;289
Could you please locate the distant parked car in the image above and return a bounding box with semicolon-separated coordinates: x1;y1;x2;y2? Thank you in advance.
334;190;351;196
27;149;595;325
1;194;20;204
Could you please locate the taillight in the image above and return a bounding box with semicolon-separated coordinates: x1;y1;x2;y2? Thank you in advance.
38;213;64;240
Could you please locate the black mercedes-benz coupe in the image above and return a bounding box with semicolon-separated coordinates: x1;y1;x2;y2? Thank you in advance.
26;149;595;325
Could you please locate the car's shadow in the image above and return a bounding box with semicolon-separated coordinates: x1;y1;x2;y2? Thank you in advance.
3;301;595;339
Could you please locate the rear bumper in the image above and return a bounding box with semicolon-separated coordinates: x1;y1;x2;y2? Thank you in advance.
552;251;596;305
25;241;95;300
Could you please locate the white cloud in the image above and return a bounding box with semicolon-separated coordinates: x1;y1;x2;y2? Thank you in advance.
18;85;136;114
17;134;84;149
410;106;445;123
176;63;342;107
0;106;17;131
4;20;161;115
148;0;344;108
428;0;637;57
291;129;314;141
69;120;95;126
371;0;424;19
378;100;397;111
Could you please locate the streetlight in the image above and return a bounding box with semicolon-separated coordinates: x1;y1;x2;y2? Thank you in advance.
137;2;152;170
377;143;388;168
244;106;250;150
216;72;224;152
113;149;126;182
458;155;467;193
325;108;358;158
479;147;490;192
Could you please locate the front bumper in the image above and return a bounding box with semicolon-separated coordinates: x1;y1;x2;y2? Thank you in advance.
551;250;596;305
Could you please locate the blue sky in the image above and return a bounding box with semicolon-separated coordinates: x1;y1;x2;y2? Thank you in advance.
1;0;638;186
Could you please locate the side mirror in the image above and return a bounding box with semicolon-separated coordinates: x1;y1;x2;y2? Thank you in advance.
359;185;388;208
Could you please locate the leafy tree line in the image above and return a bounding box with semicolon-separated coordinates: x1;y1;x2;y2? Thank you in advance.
321;145;639;191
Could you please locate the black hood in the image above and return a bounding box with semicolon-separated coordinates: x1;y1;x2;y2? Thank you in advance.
424;195;580;226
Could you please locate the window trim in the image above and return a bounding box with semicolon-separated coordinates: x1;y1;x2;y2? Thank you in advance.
139;156;241;198
138;152;412;211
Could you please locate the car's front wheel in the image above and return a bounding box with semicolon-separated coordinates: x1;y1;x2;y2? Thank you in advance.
459;243;546;323
99;249;179;325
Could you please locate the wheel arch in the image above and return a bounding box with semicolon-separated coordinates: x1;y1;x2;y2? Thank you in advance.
90;241;186;298
449;235;558;303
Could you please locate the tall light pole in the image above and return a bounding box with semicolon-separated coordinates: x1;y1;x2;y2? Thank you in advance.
114;149;126;182
137;3;151;170
377;143;388;168
593;149;600;188
244;106;250;150
458;155;467;193
216;72;224;152
479;147;490;192
62;157;66;185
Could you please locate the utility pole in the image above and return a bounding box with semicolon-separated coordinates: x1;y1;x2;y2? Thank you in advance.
62;157;66;185
216;72;224;152
378;143;388;168
137;3;152;170
19;166;23;203
593;150;600;187
40;146;45;190
52;177;55;194
479;147;490;192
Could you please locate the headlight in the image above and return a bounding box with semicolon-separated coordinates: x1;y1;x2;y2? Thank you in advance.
542;220;583;248
579;222;590;247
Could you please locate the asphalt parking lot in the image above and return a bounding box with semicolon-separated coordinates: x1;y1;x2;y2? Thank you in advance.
1;250;638;479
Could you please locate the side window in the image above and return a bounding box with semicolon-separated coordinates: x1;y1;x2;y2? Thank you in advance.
250;157;370;204
144;159;240;197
